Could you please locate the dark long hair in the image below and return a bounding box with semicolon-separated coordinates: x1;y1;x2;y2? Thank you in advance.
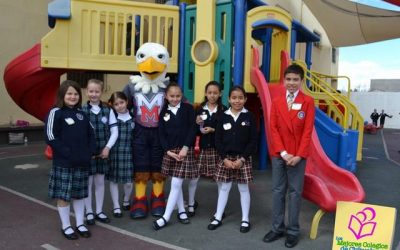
199;80;224;114
229;85;247;98
161;82;182;113
55;80;82;108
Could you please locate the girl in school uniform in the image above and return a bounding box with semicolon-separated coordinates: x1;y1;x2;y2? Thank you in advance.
208;86;257;233
106;92;134;218
153;83;197;230
45;80;96;240
82;79;118;225
188;81;226;217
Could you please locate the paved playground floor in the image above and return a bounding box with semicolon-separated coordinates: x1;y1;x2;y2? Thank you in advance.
0;129;399;250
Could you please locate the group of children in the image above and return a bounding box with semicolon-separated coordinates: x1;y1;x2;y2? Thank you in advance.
45;78;258;240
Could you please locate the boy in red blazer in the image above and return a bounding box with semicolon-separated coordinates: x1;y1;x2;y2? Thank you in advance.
263;64;315;248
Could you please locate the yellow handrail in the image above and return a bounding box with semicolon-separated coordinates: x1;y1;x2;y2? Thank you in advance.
294;60;364;161
311;72;351;99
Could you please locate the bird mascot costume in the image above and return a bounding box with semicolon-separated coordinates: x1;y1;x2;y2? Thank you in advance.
123;43;169;219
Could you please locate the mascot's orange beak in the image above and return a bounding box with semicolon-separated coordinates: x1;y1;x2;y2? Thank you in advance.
138;57;167;80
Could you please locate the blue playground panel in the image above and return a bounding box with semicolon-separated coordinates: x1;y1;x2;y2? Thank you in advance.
315;108;358;172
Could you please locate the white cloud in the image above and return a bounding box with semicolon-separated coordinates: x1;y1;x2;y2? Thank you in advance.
338;60;400;91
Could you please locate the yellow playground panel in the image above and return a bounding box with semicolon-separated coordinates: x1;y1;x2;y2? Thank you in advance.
243;6;292;93
41;0;179;72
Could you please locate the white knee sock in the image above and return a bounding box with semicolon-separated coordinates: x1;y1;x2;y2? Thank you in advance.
72;199;87;230
94;174;105;215
213;181;223;217
212;181;232;224
238;183;250;225
177;189;187;219
156;177;183;227
84;175;94;218
188;178;199;210
58;205;73;234
123;183;133;203
110;182;120;210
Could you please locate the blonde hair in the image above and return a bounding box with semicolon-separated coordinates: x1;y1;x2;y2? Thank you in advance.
87;79;104;91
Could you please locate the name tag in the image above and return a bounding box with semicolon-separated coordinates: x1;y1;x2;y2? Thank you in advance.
223;123;232;130
292;103;302;110
65;118;75;125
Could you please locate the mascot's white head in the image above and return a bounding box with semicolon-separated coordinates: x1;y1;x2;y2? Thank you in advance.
130;42;170;94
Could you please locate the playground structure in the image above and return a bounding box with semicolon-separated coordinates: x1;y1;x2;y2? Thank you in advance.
3;0;365;239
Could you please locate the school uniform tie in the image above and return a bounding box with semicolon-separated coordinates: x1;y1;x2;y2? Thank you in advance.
287;94;294;110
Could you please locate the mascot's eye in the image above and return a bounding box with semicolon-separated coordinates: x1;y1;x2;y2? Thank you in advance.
157;54;165;59
138;53;145;59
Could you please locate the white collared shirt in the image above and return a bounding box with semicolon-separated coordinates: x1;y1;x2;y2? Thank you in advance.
117;111;132;122
168;102;181;115
225;107;248;122
286;90;299;100
90;103;101;115
203;103;218;115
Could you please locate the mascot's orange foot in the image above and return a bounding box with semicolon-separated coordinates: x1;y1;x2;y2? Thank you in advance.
150;192;166;217
130;196;148;219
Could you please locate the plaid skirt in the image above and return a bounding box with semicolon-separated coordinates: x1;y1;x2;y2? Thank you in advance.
214;155;253;184
89;157;110;175
197;148;220;178
107;146;133;183
48;165;89;202
161;148;199;179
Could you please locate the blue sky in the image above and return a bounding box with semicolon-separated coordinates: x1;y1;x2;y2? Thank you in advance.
337;0;400;91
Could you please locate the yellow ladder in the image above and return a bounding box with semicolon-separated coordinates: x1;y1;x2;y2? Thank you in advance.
295;61;364;161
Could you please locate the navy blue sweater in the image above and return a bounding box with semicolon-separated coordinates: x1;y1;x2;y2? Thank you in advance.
45;107;96;168
158;102;197;151
215;110;258;159
196;105;226;149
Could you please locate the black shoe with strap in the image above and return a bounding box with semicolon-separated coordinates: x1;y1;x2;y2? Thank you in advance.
187;201;198;217
113;208;123;218
207;219;222;230
239;221;251;233
177;212;190;224
153;216;168;230
85;212;95;225
95;212;111;223
61;226;79;240
209;212;226;222
75;225;91;238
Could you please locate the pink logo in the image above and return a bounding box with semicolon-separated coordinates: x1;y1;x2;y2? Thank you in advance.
348;207;377;240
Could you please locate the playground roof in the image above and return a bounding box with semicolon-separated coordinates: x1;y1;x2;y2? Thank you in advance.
303;0;400;47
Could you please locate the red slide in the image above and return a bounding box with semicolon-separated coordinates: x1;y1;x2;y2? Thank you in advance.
4;44;66;121
250;48;365;212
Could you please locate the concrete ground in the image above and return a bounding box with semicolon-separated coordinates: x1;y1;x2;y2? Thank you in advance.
0;129;399;250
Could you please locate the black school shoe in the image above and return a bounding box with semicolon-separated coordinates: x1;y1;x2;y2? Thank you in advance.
95;212;111;223
85;213;95;225
153;216;168;230
75;225;91;238
187;201;198;217
207;219;222;230
113;208;123;218
177;212;190;224
285;235;299;248
239;221;251;233
61;226;78;240
263;230;284;243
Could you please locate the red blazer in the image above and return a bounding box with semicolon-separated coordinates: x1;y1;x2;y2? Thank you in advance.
270;91;315;158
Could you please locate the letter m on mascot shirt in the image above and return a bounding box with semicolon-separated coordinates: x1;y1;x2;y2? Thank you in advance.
134;93;164;127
